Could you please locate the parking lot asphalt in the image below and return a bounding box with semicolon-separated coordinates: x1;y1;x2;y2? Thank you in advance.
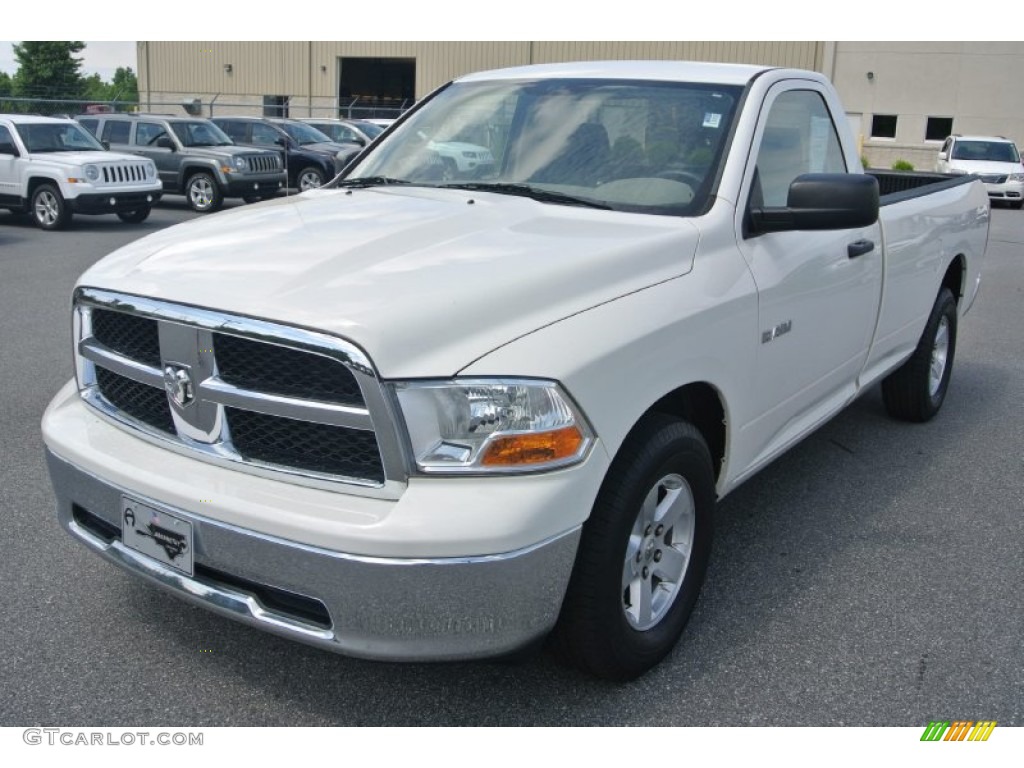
1;199;1021;727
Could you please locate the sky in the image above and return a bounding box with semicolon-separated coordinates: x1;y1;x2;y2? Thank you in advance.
0;41;137;80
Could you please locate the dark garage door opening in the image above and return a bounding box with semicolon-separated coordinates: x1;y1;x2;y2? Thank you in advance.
339;57;416;120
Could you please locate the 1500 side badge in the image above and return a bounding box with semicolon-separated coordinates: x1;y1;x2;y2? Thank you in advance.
762;320;793;344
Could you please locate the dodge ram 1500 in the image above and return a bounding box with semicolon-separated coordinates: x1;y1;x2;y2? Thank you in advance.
42;61;989;680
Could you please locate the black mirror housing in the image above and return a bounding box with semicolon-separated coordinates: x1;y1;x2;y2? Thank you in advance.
101;141;110;151
750;173;879;233
0;141;19;157
156;136;175;150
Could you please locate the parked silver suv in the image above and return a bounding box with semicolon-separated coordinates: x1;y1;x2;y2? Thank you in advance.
77;114;286;212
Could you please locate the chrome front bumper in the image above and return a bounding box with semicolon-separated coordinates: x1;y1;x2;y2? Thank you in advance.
46;449;580;661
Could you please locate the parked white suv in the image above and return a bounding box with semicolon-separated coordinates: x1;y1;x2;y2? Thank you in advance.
0;114;162;229
936;135;1024;208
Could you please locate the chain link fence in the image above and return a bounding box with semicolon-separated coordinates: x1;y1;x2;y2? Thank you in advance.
0;96;410;122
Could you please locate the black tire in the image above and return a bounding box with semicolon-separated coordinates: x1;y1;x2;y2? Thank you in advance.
185;172;223;213
551;414;715;680
296;166;326;191
882;287;958;422
242;195;262;204
116;206;151;224
31;183;72;231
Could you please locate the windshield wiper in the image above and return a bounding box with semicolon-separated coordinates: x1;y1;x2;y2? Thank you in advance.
438;182;612;210
334;176;413;188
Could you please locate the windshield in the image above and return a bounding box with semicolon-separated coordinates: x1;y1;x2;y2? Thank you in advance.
951;140;1020;163
346;78;742;215
280;121;333;145
169;121;233;147
351;120;383;138
15;122;105;153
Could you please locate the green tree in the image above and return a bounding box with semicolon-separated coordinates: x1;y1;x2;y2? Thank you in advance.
0;70;12;112
109;66;139;105
12;41;86;101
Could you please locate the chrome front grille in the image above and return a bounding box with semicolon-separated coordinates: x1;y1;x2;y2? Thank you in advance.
243;154;282;174
980;174;1008;184
74;289;405;495
99;163;150;185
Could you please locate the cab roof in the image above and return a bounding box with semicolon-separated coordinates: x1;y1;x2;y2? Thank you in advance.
455;60;776;87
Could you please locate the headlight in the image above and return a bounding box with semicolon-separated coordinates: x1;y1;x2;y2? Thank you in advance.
1009;173;1024;182
146;162;156;178
391;379;593;473
233;156;247;171
83;164;99;181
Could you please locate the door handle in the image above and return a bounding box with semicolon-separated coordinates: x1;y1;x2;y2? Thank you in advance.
848;239;875;259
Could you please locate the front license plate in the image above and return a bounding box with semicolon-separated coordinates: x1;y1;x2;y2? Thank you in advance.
121;497;194;576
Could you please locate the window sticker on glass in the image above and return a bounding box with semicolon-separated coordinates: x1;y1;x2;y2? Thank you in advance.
703;113;722;129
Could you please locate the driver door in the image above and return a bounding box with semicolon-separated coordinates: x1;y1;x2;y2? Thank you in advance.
131;121;177;189
735;83;883;466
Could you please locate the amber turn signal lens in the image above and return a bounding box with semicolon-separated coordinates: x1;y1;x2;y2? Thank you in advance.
480;426;584;467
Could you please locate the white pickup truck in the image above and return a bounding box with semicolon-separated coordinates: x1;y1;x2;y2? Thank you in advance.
0;115;162;229
42;61;989;680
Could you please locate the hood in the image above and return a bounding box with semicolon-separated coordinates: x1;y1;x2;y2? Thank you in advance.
27;150;146;166
301;141;356;156
948;159;1022;176
182;145;272;160
78;187;700;377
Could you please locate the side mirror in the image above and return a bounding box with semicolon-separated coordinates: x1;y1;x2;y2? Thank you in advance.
275;137;289;148
101;141;110;151
0;141;20;157
938;151;948;161
749;173;879;234
156;136;175;150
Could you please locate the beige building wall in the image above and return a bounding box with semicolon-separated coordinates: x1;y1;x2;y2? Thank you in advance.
831;42;1024;169
137;41;824;117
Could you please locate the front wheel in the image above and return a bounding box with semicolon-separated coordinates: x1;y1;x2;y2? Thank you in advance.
185;172;223;213
552;414;715;680
296;166;326;191
882;287;958;422
117;206;151;224
31;183;71;230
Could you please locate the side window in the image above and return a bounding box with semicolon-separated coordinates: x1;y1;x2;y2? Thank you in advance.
216;121;246;142
250;123;280;146
78;118;99;136
0;125;15;154
753;90;847;207
101;120;131;144
134;122;167;146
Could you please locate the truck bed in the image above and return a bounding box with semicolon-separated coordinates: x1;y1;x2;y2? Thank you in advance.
868;170;974;205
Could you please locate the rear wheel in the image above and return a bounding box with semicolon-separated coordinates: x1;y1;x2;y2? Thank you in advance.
117;206;151;224
882;287;958;422
31;183;72;230
552;414;715;680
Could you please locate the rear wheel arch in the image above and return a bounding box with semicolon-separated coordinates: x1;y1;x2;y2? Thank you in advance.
942;254;966;305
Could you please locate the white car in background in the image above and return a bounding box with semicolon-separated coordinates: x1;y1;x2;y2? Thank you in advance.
0;115;162;229
937;135;1024;208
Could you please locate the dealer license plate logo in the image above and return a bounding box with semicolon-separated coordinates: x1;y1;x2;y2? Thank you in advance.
121;497;194;576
